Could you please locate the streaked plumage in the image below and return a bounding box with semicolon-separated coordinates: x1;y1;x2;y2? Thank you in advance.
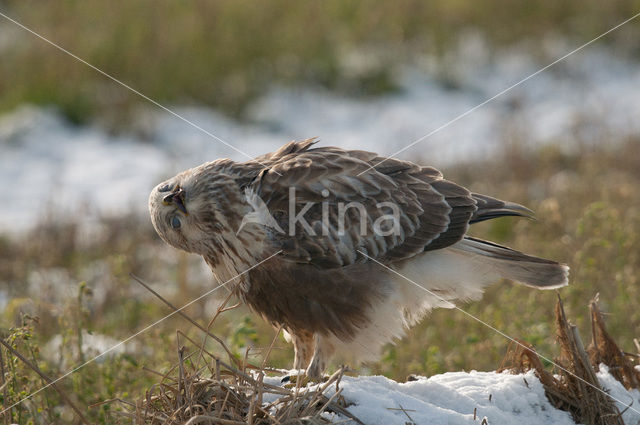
149;139;568;378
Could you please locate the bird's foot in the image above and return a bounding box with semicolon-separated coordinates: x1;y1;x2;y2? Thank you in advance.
281;373;328;387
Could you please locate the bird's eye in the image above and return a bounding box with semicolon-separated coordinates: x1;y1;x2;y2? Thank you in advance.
170;216;181;229
159;183;172;193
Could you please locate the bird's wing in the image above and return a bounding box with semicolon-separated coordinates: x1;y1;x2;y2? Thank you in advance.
247;142;477;267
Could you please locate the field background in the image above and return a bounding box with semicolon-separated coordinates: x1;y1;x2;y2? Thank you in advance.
1;1;639;423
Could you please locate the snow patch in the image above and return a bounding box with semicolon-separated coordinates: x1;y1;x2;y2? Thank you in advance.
335;371;576;425
265;367;640;424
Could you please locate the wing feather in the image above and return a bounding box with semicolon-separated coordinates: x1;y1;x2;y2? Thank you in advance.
470;193;534;223
246;141;478;267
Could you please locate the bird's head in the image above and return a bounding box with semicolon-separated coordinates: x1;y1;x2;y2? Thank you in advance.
148;164;250;256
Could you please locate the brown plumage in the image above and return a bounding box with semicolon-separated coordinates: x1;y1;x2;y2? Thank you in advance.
149;139;568;378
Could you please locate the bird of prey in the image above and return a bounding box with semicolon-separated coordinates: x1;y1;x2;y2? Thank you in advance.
149;139;568;379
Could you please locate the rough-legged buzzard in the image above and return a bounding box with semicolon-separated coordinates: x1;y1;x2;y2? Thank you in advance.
149;139;568;378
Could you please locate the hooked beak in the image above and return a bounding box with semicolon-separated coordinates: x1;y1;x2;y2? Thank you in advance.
162;187;188;214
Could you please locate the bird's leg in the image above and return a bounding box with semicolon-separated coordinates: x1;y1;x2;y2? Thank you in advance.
306;333;335;380
281;330;315;385
282;333;333;386
291;330;314;370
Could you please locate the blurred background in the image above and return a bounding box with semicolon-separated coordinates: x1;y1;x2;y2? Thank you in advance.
1;1;639;422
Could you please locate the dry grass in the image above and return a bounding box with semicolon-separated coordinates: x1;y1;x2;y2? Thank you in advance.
588;296;640;391
120;351;357;425
109;284;363;425
500;295;639;425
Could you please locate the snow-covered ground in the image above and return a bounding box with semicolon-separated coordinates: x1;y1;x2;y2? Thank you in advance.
338;371;575;425
1;47;640;234
265;366;640;425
